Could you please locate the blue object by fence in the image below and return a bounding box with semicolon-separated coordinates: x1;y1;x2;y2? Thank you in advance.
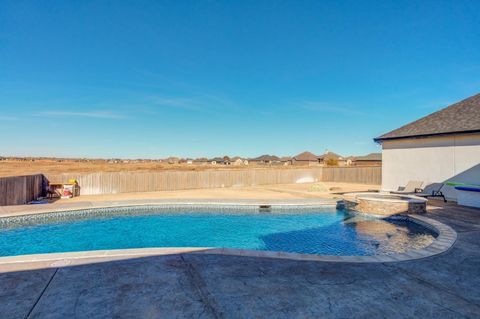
29;200;49;205
455;186;480;193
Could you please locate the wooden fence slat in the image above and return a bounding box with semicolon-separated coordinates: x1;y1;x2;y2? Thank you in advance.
0;174;45;206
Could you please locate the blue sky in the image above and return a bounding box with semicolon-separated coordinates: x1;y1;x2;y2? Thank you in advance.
1;1;479;159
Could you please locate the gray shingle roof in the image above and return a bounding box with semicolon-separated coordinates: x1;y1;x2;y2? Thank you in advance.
354;153;382;161
317;151;343;160
251;155;280;161
374;93;480;142
293;151;318;161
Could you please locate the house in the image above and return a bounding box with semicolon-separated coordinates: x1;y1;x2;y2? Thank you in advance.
317;151;345;166
194;157;210;165
345;156;355;166
231;156;247;166
221;156;231;165
210;157;224;165
374;93;480;201
166;157;180;164
232;158;244;166
292;151;318;165
280;156;292;165
250;155;281;165
350;153;382;166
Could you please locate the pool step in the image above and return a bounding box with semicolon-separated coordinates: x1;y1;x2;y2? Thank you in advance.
259;205;272;212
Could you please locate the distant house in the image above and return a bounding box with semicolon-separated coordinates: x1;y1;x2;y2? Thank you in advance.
210;157;224;165
280;156;292;165
250;155;281;165
232;158;243;166
292;151;318;165
374;93;480;201
194;157;210;165
166;157;180;165
345;156;355;166
222;156;231;165
231;156;247;166
350;153;382;166
317;151;345;166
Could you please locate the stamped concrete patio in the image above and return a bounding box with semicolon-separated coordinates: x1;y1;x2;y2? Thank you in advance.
1;200;479;318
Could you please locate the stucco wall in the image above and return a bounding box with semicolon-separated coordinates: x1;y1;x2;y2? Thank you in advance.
381;133;480;201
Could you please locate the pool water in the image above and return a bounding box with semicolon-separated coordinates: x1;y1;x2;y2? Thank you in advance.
0;207;436;257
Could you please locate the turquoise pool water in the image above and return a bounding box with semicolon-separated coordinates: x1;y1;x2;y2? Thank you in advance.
0;206;435;257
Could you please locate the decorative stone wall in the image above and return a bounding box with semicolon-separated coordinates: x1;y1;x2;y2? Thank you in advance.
343;193;427;217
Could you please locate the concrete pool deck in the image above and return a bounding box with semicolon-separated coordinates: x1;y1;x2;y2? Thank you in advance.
1;186;480;318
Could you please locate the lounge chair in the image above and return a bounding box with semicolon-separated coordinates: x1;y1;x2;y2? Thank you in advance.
391;181;423;194
413;183;447;202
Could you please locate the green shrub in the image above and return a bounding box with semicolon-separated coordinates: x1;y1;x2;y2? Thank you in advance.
325;158;338;166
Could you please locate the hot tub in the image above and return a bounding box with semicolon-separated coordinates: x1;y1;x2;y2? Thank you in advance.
343;192;427;217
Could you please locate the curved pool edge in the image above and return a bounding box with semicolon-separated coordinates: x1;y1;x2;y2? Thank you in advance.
0;201;457;267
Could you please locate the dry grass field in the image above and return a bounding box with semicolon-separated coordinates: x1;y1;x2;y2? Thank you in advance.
0;159;293;177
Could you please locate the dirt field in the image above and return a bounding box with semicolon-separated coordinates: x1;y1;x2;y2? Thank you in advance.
0;159;297;177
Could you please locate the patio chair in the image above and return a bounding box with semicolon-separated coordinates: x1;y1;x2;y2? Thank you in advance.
391;181;423;194
413;183;447;202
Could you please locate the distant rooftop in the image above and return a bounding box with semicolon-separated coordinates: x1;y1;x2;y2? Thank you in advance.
375;93;480;142
354;153;382;161
250;154;280;162
317;151;343;160
293;151;318;161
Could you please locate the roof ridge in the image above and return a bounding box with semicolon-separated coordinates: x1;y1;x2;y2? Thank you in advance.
375;93;480;142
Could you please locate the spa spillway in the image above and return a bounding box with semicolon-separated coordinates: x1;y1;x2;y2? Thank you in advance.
343;193;427;216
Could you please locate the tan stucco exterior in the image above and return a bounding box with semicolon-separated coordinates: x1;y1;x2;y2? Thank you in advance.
380;133;480;201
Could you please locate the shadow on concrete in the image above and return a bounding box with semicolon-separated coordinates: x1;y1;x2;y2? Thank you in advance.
2;237;480;319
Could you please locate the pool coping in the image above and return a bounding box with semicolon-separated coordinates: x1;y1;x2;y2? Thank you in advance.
343;192;428;204
0;201;457;267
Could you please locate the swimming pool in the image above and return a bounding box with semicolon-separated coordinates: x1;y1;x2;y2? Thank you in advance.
0;205;436;257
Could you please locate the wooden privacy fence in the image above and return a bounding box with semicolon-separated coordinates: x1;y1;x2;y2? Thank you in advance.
321;166;381;185
46;166;381;196
0;174;46;206
0;167;381;205
46;168;325;195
